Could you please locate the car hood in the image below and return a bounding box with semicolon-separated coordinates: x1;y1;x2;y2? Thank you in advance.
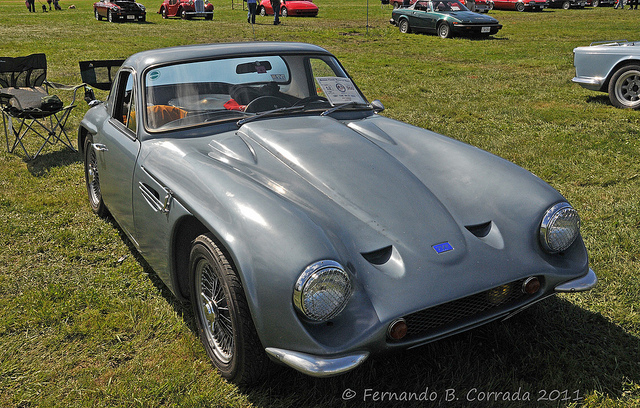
192;114;573;320
446;11;498;22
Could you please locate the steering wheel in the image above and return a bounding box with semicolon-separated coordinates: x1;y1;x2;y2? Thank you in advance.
244;96;291;113
291;95;329;107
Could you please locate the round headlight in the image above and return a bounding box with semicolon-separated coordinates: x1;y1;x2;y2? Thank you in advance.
539;202;580;253
293;260;352;322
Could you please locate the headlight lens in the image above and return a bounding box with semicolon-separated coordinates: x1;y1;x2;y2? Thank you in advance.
293;260;352;322
539;202;580;253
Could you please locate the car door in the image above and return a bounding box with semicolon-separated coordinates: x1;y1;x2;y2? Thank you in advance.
92;69;141;242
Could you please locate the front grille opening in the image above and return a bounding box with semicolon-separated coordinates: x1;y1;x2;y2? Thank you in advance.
402;278;535;339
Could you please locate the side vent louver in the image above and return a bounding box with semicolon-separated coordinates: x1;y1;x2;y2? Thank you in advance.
466;221;492;238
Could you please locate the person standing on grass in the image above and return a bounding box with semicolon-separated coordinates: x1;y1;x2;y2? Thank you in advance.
630;0;638;9
247;0;257;24
270;0;281;24
27;0;36;12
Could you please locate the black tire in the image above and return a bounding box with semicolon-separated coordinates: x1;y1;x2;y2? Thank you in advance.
95;8;102;20
562;0;571;8
161;7;168;18
107;9;115;22
399;19;411;33
259;6;266;16
181;8;189;19
608;64;640;109
515;1;525;10
281;6;288;16
393;1;400;7
205;13;213;20
437;22;451;38
84;137;108;217
592;0;599;6
190;234;269;385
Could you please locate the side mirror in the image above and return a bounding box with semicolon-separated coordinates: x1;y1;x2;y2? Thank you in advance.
370;99;385;113
84;86;100;105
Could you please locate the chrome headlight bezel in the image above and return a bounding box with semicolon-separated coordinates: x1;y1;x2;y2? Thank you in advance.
539;202;580;254
293;260;352;322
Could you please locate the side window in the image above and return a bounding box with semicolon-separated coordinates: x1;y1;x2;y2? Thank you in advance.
113;71;136;134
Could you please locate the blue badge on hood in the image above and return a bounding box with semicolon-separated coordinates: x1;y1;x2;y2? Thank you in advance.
432;242;454;254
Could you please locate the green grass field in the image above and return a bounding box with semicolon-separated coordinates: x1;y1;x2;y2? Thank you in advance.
0;0;639;406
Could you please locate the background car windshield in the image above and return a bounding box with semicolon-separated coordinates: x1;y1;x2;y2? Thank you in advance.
143;54;358;131
433;0;468;11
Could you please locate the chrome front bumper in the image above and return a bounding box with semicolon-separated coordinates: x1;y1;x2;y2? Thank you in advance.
265;348;369;377
572;76;605;91
555;268;597;293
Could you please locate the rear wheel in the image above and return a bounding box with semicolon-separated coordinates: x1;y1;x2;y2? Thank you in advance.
95;8;102;20
562;0;571;8
437;22;451;38
161;7;168;18
399;19;411;33
190;234;270;385
608;64;640;109
84;137;107;217
515;1;525;10
592;0;599;5
281;6;288;16
107;9;114;22
259;6;266;15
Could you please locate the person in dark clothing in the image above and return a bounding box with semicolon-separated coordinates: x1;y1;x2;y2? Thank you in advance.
270;0;281;24
27;0;36;12
630;0;638;9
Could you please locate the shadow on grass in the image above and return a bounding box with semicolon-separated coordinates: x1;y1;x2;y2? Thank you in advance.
25;147;81;176
240;298;639;407
586;94;612;107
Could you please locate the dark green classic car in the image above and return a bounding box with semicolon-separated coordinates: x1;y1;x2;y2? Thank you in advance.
390;0;502;38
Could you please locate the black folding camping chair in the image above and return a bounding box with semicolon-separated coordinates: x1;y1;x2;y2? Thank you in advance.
78;59;124;92
0;53;85;160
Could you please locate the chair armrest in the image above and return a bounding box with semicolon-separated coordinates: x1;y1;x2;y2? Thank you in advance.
44;81;89;107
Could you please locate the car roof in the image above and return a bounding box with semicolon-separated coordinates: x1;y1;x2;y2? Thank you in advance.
123;42;333;72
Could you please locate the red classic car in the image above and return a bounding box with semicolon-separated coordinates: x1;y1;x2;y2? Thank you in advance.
492;0;547;10
159;0;214;19
94;0;146;22
258;0;319;17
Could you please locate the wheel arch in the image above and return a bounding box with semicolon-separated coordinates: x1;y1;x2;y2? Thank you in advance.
602;58;640;92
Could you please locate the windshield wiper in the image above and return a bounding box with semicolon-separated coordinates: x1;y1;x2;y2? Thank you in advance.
236;105;308;127
320;101;370;116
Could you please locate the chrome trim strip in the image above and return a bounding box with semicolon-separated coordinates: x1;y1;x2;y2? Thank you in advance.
265;348;369;377
554;268;597;293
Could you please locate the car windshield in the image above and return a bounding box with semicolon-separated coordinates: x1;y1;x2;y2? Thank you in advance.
432;0;468;11
143;53;369;131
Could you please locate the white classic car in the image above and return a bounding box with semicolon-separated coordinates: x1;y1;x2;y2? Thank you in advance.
572;40;640;109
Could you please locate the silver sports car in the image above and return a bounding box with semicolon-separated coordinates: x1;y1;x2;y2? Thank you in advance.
572;40;640;109
79;42;597;385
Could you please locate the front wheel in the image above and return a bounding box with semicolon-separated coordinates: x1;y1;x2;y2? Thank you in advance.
259;6;266;15
515;1;525;10
107;9;115;22
592;0;599;5
608;64;640;109
562;0;570;8
161;7;168;18
95;8;102;20
398;19;411;33
281;6;288;16
437;22;451;38
190;234;270;385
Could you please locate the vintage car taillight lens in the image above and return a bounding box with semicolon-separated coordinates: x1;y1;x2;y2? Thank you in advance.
539;202;580;253
293;260;352;322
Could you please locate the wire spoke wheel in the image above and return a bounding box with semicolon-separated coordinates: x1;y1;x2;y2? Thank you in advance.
189;234;270;384
196;261;234;363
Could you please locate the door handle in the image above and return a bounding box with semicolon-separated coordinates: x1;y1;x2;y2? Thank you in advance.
92;143;108;152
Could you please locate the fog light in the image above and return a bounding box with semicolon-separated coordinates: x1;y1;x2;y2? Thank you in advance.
486;283;511;305
522;276;541;295
387;318;408;341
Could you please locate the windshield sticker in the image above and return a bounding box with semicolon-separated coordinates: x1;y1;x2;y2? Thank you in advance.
315;77;366;105
271;74;287;81
148;70;160;81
